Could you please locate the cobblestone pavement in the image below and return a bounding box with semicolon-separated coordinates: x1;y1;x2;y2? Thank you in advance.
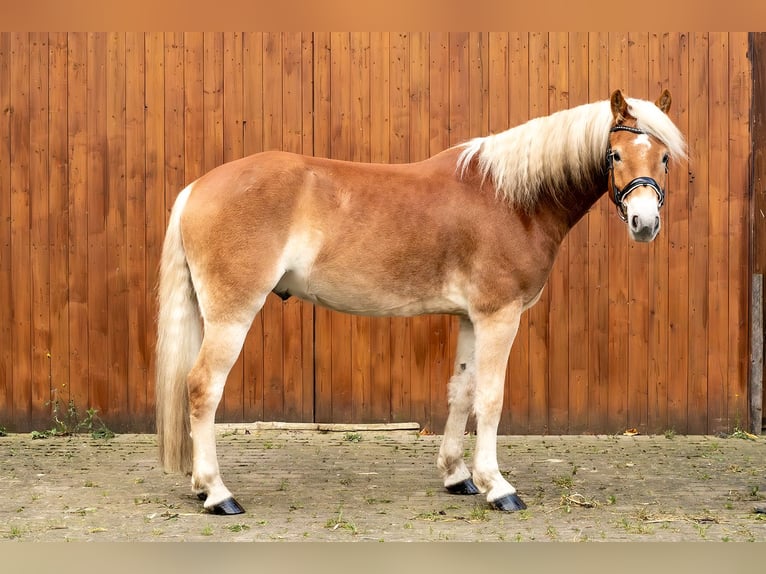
1;427;765;542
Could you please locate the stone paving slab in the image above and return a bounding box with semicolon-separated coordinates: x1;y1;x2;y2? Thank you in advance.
1;428;765;541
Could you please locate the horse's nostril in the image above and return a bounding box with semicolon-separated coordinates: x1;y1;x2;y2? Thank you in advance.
654;216;660;231
631;215;640;229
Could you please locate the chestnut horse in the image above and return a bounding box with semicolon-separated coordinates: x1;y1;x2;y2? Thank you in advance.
156;89;686;515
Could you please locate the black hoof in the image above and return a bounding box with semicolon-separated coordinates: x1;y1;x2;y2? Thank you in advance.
208;497;246;515
446;478;480;495
490;493;527;512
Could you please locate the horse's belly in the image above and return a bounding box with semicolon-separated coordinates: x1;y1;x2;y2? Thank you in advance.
273;271;466;317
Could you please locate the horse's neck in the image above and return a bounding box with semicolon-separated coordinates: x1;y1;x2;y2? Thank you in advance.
536;175;610;242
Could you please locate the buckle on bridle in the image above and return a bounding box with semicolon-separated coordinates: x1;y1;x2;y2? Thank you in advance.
606;125;667;222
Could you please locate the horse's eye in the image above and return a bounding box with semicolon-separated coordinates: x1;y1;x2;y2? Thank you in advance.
611;151;621;162
662;153;670;165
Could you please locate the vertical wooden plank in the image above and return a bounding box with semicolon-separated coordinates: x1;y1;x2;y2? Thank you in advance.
728;32;751;431
300;32;315;423
282;32;306;422
349;32;373;422
666;32;690;434
409;32;431;428
158;34;184;225
0;33;13;427
469;32;489;138
144;33;166;418
125;32;148;428
606;32;629;433
48;32;71;429
10;32;32;428
547;32;569;434
86;32;109;419
647;32;670;434
313;31;333;423
389;32;411;422
329;32;353;423
527;32;549;434
67;32;89;418
687;32;710;434
261;32;285;420
707;32;729;434
567;31;589;433
29;33;51;428
586;32;610;432
106;32;129;428
429;31;451;432
626;32;650;433
222;32;245;422
203;32;223;174
242;31;264;422
507;32;531;434
183;33;204;183
369;32;392;422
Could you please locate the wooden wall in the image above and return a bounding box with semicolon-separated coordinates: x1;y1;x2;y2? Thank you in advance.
0;32;752;434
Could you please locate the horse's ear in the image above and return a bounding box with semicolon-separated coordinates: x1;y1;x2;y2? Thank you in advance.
655;89;672;114
610;89;629;122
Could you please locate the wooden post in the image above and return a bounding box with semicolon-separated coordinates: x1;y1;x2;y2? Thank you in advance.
751;32;766;434
751;275;763;434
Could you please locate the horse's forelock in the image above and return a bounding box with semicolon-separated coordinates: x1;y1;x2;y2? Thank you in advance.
627;97;688;162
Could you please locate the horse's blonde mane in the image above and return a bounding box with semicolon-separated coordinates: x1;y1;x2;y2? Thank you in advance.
457;97;687;211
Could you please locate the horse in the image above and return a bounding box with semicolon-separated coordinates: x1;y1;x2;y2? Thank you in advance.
155;89;686;515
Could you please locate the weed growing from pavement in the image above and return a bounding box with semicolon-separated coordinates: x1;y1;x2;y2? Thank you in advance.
30;390;114;440
344;432;362;443
325;507;357;534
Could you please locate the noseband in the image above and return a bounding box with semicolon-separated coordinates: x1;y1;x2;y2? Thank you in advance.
606;125;667;222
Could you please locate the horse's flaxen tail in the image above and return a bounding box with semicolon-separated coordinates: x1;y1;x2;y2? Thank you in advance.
155;185;200;474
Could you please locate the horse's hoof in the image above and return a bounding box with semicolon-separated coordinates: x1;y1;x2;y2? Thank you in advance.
490;493;527;512
197;492;207;501
208;497;246;515
445;478;480;495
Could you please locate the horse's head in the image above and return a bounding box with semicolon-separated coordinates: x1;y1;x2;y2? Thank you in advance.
607;89;673;242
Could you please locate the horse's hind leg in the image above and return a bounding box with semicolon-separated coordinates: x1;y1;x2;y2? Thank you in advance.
437;317;479;495
187;319;254;514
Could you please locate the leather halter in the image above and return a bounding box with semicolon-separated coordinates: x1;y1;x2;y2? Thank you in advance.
606;125;668;222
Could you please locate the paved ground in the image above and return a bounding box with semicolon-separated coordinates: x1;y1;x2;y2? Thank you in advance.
1;426;765;542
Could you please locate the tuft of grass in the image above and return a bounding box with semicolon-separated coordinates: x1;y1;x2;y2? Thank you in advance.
0;424;7;437
663;429;676;439
227;523;250;533
469;504;489;522
201;525;214;536
325;508;357;534
552;475;574;490
8;526;22;539
729;428;758;441
344;432;362;443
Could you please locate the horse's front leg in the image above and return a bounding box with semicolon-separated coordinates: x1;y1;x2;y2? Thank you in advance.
437;317;480;495
187;321;250;515
471;304;526;511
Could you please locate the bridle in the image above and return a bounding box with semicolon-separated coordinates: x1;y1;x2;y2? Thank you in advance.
606;124;668;222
